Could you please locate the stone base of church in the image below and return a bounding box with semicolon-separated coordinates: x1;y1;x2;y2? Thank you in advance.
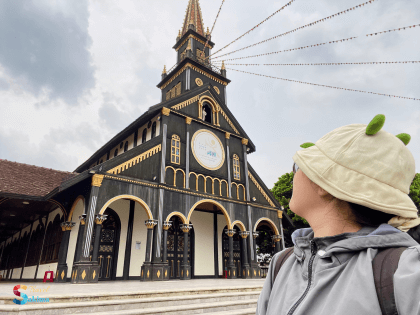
70;261;100;284
240;265;252;279
250;265;261;278
179;264;191;280
141;263;170;281
56;264;68;283
227;266;237;279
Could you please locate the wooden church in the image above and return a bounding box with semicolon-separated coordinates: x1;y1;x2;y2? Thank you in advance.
0;0;291;283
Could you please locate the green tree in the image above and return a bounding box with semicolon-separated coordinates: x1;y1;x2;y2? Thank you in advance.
271;172;309;247
410;173;420;210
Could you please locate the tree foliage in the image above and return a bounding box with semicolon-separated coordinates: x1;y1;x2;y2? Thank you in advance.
410;173;420;210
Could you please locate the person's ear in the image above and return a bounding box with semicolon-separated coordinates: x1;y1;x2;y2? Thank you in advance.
315;185;330;198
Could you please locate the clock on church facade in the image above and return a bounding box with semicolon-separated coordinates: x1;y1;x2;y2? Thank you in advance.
0;0;292;284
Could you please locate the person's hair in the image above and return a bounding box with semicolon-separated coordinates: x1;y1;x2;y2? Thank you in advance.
347;202;394;227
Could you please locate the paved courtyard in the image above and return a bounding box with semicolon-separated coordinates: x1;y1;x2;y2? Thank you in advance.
0;278;265;299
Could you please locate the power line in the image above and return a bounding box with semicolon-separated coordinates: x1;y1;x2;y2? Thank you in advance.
204;0;226;49
206;0;296;59
213;61;420;66
211;0;377;59
226;68;419;101
213;23;420;62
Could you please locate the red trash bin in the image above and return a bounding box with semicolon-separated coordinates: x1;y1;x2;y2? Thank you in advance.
43;271;54;283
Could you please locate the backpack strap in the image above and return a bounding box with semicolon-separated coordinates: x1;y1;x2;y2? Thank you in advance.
372;247;407;315
273;247;294;282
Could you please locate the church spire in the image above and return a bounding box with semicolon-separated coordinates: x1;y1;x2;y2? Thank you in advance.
181;0;205;36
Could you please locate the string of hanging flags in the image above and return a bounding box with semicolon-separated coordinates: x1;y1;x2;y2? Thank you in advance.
213;61;420;66
212;23;420;62
204;0;226;49
211;0;377;59
206;0;296;59
225;68;419;101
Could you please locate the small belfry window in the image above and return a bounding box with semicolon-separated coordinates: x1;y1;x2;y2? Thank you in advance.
171;135;180;164
233;154;240;180
124;141;128;152
114;149;118;158
151;122;157;138
142;128;147;143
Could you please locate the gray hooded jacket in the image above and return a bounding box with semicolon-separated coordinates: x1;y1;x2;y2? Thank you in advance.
256;224;420;315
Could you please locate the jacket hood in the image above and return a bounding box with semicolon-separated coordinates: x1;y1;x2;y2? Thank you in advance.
291;224;418;259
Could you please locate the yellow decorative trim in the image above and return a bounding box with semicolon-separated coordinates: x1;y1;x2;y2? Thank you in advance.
175;34;212;51
248;171;276;207
81;270;86;280
214;86;220;94
92;270;96;279
107;145;161;175
61;270;65;280
225;132;230;139
160;64;190;90
218;106;239;134
98;194;153;220
157;270;161;278
253;217;280;235
162;65;167;74
190;64;228;86
92;174;104;187
104;174;158;188
165;166;186;188
195;78;203;86
68;195;85;221
232;220;246;231
231;182;246;201
241;138;249;146
166;211;188;224
185;117;192;124
198;95;219;125
187;199;232;229
277;210;283;219
189;172;229;196
172;95;200;110
162;107;171;116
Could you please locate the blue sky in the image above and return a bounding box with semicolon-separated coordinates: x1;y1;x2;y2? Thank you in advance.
0;0;419;188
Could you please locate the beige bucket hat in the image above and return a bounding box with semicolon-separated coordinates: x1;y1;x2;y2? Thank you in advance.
293;114;420;232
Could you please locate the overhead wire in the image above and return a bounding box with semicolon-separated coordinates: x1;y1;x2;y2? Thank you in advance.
224;68;419;101
205;0;226;49
205;0;296;59
211;0;377;60
213;61;420;66
212;23;420;62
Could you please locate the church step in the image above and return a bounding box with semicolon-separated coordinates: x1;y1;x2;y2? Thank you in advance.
0;291;260;315
0;285;263;304
77;299;258;315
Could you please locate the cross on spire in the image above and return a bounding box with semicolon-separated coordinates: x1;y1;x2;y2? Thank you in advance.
181;0;205;36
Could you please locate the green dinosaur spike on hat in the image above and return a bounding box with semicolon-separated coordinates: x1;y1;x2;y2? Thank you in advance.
366;114;385;135
300;142;315;148
396;133;411;146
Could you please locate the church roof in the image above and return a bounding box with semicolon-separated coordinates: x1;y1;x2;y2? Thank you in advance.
181;0;205;36
0;159;78;197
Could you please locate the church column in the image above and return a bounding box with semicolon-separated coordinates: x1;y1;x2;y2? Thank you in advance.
56;221;76;282
180;224;192;280
123;201;135;280
92;215;107;262
73;214;86;263
272;235;282;253
278;209;286;250
225;133;232;198
161;221;172;281
185;117;192;189
226;229;237;279
251;231;261;278
71;174;104;284
141;219;158;281
20;221;34;280
239;231;251;278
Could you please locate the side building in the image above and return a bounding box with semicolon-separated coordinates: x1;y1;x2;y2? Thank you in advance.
0;0;292;283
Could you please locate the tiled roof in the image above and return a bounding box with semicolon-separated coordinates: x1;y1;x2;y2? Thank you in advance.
182;0;205;36
0;159;78;197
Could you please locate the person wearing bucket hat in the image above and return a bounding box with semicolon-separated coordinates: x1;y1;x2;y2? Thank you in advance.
256;114;420;315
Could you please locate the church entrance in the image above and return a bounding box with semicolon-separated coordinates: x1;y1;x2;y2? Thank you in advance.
222;225;242;278
90;208;121;281
166;216;194;279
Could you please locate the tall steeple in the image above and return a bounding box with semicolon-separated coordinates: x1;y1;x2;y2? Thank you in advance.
181;0;205;36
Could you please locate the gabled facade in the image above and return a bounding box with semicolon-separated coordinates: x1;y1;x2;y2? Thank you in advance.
0;0;291;283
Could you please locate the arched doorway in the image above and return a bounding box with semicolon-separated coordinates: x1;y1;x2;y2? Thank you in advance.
222;225;242;278
254;218;280;264
164;216;194;279
202;103;212;123
90;208;121;281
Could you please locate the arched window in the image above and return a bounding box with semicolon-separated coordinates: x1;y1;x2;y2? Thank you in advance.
99;159;103;164
41;214;63;263
151;122;157;138
233;154;240;180
25;224;45;267
202;103;212;124
124;141;128;152
114;149;118;158
142;128;147;143
171;135;181;164
134;131;138;147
